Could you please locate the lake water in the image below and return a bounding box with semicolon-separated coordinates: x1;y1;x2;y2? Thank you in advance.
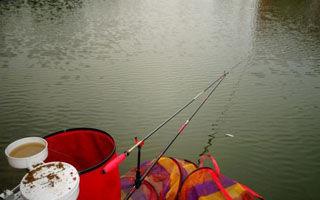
0;0;319;199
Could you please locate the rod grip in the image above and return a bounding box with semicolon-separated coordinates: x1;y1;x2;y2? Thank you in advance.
102;153;126;174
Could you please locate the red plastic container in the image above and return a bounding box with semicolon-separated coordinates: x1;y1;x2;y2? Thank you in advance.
44;128;120;200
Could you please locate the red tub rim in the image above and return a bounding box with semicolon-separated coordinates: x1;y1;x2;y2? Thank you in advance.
44;127;116;175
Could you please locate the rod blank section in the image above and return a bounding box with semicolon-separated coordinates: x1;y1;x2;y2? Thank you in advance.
102;153;126;173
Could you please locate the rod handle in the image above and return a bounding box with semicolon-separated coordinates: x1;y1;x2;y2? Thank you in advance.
102;153;126;174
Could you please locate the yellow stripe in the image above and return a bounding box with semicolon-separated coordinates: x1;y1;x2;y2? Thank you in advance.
158;157;181;200
199;183;246;200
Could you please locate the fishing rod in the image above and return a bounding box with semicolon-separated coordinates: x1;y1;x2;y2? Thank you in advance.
102;73;226;173
124;72;228;199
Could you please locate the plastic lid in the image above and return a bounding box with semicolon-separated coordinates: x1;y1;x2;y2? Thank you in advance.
20;162;79;200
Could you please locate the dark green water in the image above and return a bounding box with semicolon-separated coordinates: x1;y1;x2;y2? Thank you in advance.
1;0;319;199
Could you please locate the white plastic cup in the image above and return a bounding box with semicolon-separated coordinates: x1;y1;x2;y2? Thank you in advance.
5;137;48;169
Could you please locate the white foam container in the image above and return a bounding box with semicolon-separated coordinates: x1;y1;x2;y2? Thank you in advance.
20;162;80;200
5;137;48;169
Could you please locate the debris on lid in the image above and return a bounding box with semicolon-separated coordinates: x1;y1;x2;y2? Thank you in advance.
20;161;79;200
23;162;63;186
56;162;65;170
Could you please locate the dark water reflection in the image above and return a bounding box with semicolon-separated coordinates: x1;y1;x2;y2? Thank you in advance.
259;0;320;32
0;0;319;199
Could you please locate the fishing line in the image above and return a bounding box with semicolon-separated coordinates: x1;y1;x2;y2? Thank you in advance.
102;56;253;175
199;55;254;156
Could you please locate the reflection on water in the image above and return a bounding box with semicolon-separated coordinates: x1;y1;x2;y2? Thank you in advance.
259;0;320;33
0;0;319;199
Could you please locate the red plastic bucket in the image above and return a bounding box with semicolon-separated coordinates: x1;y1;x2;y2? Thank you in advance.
44;128;120;200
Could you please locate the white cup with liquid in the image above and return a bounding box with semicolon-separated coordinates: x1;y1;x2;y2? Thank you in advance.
5;137;48;169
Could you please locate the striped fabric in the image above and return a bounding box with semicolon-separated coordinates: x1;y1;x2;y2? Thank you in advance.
121;156;263;200
178;168;251;200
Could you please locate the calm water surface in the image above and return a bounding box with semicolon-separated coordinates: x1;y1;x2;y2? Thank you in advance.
1;0;319;199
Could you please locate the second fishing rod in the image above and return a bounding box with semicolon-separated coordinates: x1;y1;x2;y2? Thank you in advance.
102;72;228;173
124;72;228;199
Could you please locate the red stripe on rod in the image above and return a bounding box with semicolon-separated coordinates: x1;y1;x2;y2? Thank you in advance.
178;120;189;134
